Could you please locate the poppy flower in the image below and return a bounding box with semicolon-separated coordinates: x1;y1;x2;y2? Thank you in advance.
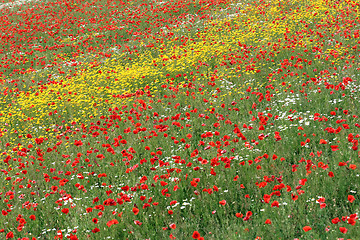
61;208;69;214
339;227;348;233
303;226;312;232
74;140;83;146
69;234;78;240
349;164;357;170
243;211;252;221
265;219;272;224
264;194;271;203
106;219;119;227
192;231;201;239
348;195;355;203
271;201;279;207
6;231;14;239
330;145;339;151
332;217;340;224
133;207;139;215
219;200;226;205
348;217;356;225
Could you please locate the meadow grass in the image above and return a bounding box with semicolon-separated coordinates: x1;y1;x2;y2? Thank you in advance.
0;0;360;239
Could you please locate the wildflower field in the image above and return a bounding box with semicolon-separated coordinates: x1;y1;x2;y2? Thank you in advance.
0;0;360;239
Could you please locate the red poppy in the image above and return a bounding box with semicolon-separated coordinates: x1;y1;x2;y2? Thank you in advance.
243;211;252;221
61;208;69;214
271;201;279;207
133;207;139;215
192;231;201;239
265;219;272;224
106;219;119;227
339;227;348;233
263;194;271;203
6;231;14;239
348;195;355;203
303;226;312;232
219;200;226;206
69;234;78;240
330;145;339;151
348;217;356;225
349;164;357;170
74;140;83;146
291;194;298;201
332;217;340;224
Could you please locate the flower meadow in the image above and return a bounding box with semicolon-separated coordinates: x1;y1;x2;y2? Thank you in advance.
0;0;360;239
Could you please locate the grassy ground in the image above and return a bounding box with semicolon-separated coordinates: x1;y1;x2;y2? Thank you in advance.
0;0;360;239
